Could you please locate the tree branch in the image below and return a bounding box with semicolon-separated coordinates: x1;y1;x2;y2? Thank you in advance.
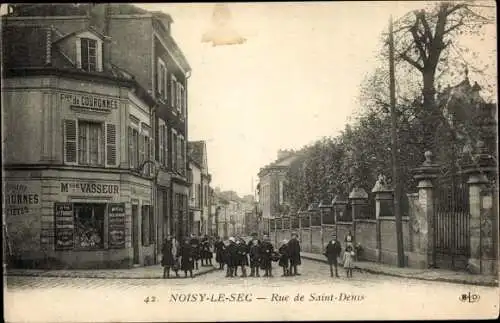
400;53;424;71
444;15;465;34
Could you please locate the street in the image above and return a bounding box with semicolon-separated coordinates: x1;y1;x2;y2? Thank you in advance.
5;259;498;322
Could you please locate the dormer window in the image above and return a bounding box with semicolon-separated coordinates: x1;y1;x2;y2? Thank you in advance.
75;31;103;72
81;38;97;72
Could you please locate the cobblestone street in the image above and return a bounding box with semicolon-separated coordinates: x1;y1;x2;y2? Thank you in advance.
5;259;498;322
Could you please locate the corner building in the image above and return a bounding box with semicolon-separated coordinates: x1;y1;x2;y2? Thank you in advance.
2;4;191;268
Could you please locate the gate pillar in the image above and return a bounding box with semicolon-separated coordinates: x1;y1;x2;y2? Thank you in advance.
413;151;440;269
463;141;498;275
372;179;393;263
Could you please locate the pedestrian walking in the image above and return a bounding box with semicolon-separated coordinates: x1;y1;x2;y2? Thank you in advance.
249;238;261;277
225;237;238;278
287;232;302;276
161;235;178;279
278;239;290;277
189;234;201;270
214;236;225;270
236;237;249;277
324;233;341;278
343;245;355;278
260;235;274;277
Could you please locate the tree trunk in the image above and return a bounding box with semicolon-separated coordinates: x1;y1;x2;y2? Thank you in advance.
422;69;438;153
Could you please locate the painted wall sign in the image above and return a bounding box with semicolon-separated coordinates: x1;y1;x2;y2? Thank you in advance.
54;202;74;250
60;182;120;195
60;93;119;111
108;203;126;249
4;182;41;216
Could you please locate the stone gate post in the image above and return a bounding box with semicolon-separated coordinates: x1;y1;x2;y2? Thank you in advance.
372;179;394;263
349;187;368;244
412;151;440;268
463;141;498;275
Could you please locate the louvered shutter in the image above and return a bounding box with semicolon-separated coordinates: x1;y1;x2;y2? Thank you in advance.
149;137;154;176
159;125;164;165
163;126;168;168
128;126;133;168
64;119;78;164
176;137;181;173
76;39;82;69
138;133;144;172
170;77;175;107
105;123;117;167
157;60;162;95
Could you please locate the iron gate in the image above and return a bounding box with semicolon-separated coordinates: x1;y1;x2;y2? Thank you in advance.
434;173;470;270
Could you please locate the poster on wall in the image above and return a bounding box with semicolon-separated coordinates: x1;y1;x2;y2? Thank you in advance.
108;203;126;249
54;202;74;250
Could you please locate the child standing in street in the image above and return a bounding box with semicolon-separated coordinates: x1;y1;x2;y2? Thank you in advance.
278;239;290;277
343;245;355;278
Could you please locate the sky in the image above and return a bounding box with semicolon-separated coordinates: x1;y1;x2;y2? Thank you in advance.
1;2;495;197
136;2;439;197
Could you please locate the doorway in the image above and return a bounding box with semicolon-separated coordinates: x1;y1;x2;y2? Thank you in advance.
132;204;140;265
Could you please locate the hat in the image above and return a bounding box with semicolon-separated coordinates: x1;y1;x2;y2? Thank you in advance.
291;232;298;237
229;237;235;242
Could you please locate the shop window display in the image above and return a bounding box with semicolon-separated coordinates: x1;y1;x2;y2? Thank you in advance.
74;203;105;249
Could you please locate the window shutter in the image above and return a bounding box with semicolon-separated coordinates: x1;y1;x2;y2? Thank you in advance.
105;123;117;167
164;68;168;102
128;126;133;168
76;39;82;69
149;137;154;176
157;60;162;95
64;119;78;164
177;137;182;173
163;126;168;168
170;77;175;107
159;125;164;165
139;133;144;168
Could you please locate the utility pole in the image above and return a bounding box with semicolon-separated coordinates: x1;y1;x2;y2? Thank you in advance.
389;15;405;268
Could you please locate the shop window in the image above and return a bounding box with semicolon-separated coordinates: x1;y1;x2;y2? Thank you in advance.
74;203;105;249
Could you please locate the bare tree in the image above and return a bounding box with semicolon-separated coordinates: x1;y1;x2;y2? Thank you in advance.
392;1;494;151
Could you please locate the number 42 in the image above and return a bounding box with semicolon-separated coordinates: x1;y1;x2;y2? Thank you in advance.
144;296;158;303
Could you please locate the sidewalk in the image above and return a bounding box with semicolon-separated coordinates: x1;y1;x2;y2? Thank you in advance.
301;252;498;287
5;264;218;279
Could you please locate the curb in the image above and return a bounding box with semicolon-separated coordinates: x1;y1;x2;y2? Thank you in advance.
5;266;218;280
301;255;498;287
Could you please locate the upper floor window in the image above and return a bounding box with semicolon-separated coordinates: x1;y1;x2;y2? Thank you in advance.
157;58;168;101
64;119;117;167
81;38;97;72
75;32;102;72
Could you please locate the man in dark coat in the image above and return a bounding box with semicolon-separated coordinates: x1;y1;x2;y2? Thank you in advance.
324;233;342;277
200;235;211;266
214;236;225;270
225;237;238;277
259;235;274;277
161;236;176;278
189;233;200;270
249;238;261;277
178;238;195;278
288;232;302;276
236;237;249;277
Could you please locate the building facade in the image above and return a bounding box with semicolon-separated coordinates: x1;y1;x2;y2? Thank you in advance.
188;158;202;235
257;150;298;234
188;141;211;236
2;3;192;268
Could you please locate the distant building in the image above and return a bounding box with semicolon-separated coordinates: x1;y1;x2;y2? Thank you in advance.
257;150;299;233
188;141;211;236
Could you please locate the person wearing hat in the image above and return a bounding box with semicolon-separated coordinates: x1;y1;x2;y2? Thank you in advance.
214;236;225;270
288;232;302;276
225;237;238;278
259;235;274;277
236;237;249;277
324;233;342;278
278;239;290;276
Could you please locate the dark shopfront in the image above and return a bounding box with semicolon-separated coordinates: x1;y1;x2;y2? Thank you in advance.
5;170;155;269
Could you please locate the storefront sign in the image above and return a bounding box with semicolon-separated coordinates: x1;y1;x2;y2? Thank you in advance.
54;202;74;250
60;93;119;111
108;203;126;249
4;182;41;216
60;182;120;195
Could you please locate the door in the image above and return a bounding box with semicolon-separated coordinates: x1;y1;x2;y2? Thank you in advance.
132;204;140;265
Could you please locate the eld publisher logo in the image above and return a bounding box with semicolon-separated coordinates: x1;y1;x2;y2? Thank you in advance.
459;292;480;303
